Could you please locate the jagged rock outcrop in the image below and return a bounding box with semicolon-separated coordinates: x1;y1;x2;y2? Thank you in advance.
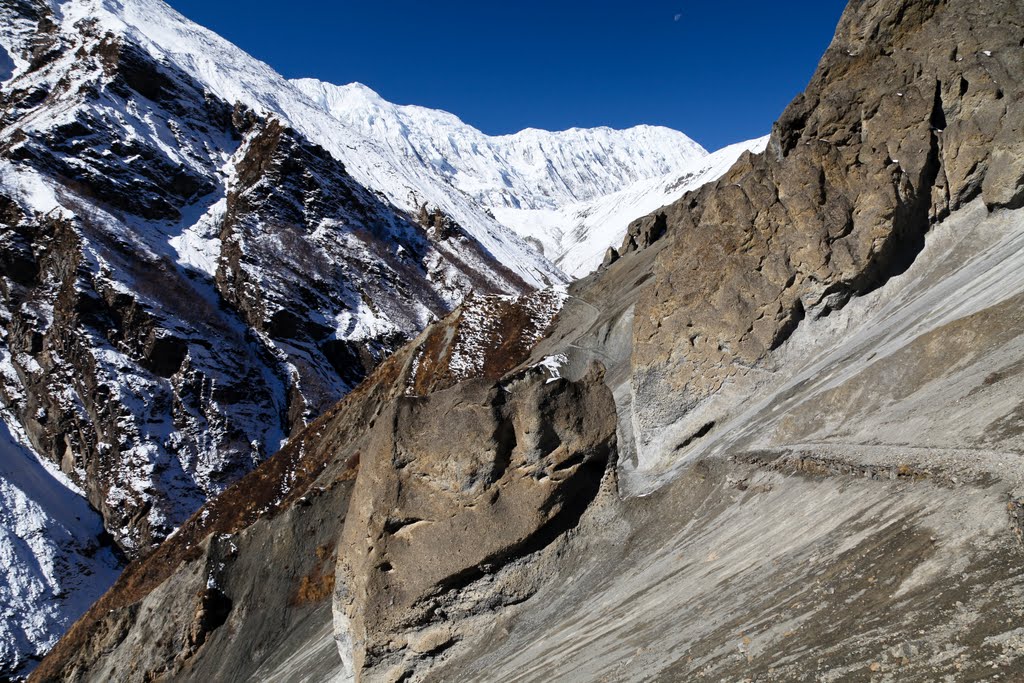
626;0;1024;460
335;366;616;681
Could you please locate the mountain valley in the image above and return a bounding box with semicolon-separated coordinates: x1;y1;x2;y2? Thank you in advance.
3;0;1024;681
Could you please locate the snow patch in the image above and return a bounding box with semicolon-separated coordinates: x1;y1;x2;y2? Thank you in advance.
169;197;225;277
537;354;569;384
0;408;121;678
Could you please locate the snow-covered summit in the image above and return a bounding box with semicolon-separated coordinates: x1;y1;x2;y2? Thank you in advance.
286;78;764;278
292;78;709;211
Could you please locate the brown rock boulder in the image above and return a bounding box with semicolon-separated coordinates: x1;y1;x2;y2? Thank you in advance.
334;365;617;681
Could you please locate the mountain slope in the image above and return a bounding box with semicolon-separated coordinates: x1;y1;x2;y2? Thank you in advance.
0;0;549;675
46;0;565;290
30;0;1024;682
0;409;120;678
0;0;732;676
293;78;722;277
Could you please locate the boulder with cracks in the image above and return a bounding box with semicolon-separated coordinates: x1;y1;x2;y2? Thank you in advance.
334;366;617;682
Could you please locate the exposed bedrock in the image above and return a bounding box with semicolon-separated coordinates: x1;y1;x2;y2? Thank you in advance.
627;0;1024;469
334;366;617;682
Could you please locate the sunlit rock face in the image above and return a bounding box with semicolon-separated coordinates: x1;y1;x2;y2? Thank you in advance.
628;0;1024;466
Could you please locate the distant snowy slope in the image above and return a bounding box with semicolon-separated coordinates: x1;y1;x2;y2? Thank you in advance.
493;137;770;277
288;79;766;279
291;79;708;210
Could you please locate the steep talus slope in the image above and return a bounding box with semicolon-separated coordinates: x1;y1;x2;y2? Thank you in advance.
434;197;1024;682
30;0;1024;681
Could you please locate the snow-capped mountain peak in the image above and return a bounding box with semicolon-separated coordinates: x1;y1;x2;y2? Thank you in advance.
291;77;709;212
286;77;764;278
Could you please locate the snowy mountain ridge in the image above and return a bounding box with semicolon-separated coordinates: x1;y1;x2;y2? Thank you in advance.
292;78;708;211
27;0;739;284
493;136;770;276
291;78;766;277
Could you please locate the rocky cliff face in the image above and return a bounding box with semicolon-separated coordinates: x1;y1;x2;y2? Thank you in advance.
625;0;1024;476
335;366;616;681
23;0;1024;681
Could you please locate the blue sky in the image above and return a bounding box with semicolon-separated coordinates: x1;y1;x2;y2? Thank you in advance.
164;0;848;151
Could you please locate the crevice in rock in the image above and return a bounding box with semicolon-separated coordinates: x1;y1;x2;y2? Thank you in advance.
186;587;232;653
675;420;717;451
552;450;588;472
490;412;517;484
769;299;806;351
383;517;426;535
930;79;948;131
